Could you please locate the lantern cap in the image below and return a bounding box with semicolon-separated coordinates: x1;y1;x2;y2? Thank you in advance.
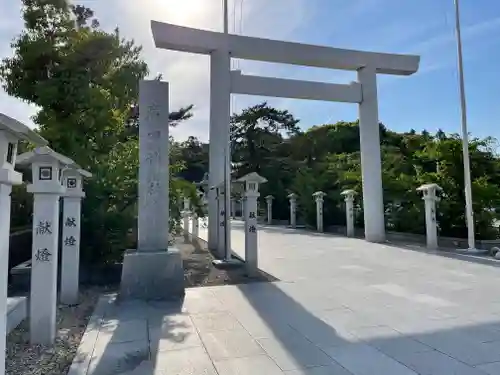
16;146;76;167
341;189;357;196
236;172;268;184
416;183;442;192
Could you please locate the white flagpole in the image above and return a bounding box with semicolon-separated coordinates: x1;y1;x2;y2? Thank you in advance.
453;0;476;251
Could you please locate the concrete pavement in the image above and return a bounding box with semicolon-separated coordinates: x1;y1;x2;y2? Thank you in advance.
69;221;500;374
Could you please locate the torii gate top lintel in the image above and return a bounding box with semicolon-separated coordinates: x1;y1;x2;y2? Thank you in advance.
151;20;420;76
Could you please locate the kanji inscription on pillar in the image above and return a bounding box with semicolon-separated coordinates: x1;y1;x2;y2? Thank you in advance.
248;225;256;233
64;236;77;246
35;221;52;235
142;129;162;207
145;150;160;165
249;212;256;219
35;248;52;263
65;217;77;227
147;104;161;119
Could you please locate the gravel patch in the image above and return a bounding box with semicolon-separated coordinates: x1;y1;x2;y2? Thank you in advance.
6;287;113;375
176;236;277;287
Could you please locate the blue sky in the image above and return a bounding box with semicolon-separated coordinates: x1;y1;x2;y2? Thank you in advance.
0;0;499;143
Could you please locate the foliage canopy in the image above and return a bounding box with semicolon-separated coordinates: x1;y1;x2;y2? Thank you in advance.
1;0;198;263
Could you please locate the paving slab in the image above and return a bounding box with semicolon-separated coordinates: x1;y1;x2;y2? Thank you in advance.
200;328;266;361
477;361;500;375
70;222;500;374
214;355;284;375
284;365;354;375
153;347;218;375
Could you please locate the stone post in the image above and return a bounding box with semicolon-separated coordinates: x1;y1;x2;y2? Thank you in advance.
16;147;74;345
196;175;209;235
312;191;326;232
341;190;356;237
183;197;190;238
265;195;274;225
0;182;13;375
120;80;184;301
0;114;47;374
237;173;268;276
417;184;442;250
288;193;297;228
192;212;199;238
358;67;385;243
60;167;91;305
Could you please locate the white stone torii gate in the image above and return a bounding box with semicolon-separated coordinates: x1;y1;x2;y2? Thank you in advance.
151;21;420;244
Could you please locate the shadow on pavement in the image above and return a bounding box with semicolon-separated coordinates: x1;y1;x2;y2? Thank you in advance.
236;281;500;374
85;296;189;375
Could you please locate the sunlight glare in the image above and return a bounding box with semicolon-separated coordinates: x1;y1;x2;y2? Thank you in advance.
147;0;220;29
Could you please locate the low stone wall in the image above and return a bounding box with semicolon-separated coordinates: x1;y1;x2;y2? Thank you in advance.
325;224;500;250
8;227;32;284
477;239;500;251
10;259;123;294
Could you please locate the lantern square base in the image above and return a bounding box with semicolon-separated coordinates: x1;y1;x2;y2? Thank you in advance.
119;248;185;301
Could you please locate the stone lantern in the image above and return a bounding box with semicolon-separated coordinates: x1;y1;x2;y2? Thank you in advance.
60;167;92;306
265;195;274;225
416;183;442;250
191;189;204;238
16;146;75;345
312;191;326;232
288;193;298;228
341;189;356;237
182;196;191;238
0;113;47;374
237;172;268;276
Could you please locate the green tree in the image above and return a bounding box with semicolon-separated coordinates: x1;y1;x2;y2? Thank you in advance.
1;0;196;263
231;102;301;175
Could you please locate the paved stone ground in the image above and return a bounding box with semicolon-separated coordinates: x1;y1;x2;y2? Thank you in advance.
69;221;500;374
